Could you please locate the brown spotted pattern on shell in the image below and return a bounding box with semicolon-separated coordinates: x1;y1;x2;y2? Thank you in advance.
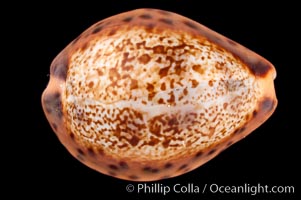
42;9;277;181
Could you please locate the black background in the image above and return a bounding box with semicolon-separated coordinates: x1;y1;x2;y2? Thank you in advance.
11;0;299;199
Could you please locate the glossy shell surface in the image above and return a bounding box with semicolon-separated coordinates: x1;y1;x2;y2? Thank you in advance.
42;8;277;181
